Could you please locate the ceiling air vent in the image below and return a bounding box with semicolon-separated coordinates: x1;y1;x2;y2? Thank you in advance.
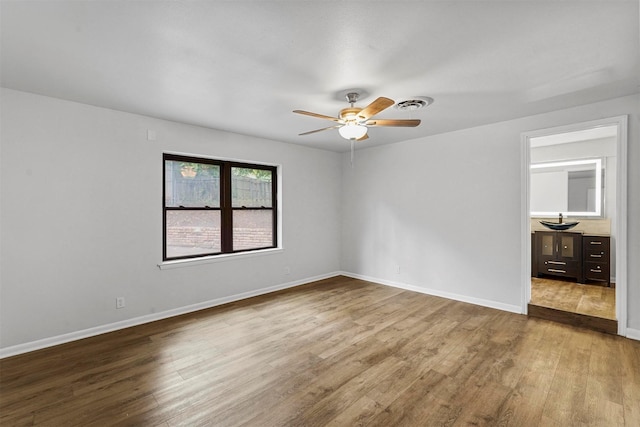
395;96;434;111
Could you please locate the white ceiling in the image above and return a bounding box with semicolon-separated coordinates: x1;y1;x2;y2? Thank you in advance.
1;1;638;152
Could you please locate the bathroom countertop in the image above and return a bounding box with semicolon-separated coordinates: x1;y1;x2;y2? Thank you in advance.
530;217;611;236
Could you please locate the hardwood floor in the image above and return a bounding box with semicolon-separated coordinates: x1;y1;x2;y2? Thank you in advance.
1;276;639;426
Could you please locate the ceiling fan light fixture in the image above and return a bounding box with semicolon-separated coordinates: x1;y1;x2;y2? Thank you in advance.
294;93;421;142
339;123;368;140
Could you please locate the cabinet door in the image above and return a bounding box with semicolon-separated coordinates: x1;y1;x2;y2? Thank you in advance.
540;233;554;257
559;234;575;258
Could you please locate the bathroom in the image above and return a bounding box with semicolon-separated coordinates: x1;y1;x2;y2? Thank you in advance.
527;122;619;332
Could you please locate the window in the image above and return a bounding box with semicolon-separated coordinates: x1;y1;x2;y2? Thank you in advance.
163;154;277;261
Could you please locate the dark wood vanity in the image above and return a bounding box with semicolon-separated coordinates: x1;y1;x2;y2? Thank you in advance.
532;231;610;286
534;231;583;283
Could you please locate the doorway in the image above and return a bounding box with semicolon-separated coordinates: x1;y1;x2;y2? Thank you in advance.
521;116;628;335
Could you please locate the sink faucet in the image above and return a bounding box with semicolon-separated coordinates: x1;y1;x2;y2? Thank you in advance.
559;213;563;224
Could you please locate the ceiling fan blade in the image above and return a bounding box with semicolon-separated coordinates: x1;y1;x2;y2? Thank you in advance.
366;119;421;127
299;125;342;136
357;97;395;120
293;110;341;122
356;133;369;141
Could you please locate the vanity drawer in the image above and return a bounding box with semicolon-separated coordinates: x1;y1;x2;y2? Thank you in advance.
584;261;609;282
539;260;579;278
585;248;608;260
584;236;610;250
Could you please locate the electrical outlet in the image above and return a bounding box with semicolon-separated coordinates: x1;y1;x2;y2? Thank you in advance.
284;266;291;275
116;297;125;309
396;265;401;274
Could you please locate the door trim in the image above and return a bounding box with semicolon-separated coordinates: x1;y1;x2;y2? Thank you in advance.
520;115;628;336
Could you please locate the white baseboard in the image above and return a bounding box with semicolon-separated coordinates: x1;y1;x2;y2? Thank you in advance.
339;271;523;314
0;271;341;359
626;328;640;341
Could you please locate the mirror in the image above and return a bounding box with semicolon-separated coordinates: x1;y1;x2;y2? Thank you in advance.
529;124;617;219
530;158;602;217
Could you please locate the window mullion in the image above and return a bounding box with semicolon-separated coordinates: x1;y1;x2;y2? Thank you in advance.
221;163;233;253
272;170;277;247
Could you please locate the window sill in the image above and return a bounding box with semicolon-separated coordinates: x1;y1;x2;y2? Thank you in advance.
158;248;283;270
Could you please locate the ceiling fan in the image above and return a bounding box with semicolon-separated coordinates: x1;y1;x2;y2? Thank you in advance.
293;92;421;141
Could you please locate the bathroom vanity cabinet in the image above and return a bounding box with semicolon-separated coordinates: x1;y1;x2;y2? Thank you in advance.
532;231;611;286
534;231;583;283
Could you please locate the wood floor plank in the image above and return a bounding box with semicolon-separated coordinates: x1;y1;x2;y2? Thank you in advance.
450;380;513;426
367;369;449;426
586;333;623;405
240;337;394;426
541;328;593;425
495;321;564;426
325;395;384;426
618;338;640;426
289;356;407;426
584;390;625;427
497;368;553;426
1;276;638;427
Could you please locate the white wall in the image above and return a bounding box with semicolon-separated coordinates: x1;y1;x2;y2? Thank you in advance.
0;89;342;352
341;118;524;311
341;94;639;332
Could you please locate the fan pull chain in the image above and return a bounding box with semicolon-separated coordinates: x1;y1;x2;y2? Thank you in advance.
350;139;355;168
